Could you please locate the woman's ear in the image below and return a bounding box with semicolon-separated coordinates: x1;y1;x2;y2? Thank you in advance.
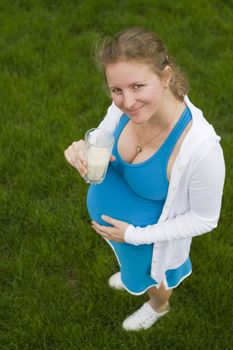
162;65;173;88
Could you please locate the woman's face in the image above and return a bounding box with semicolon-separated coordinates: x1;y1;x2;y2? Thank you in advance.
105;60;169;124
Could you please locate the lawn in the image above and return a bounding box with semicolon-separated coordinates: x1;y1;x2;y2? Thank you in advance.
0;0;233;349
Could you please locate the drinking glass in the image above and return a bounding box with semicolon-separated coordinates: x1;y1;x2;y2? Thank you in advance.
84;128;114;184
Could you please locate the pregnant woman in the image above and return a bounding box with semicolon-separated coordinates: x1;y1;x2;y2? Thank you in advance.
64;28;225;331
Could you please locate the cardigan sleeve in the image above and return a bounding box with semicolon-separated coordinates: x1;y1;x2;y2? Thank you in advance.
98;102;122;132
124;141;225;245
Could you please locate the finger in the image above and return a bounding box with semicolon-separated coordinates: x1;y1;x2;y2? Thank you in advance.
110;154;116;162
77;149;87;167
92;225;105;235
72;141;87;163
74;159;87;176
92;220;111;231
64;149;73;164
92;221;116;235
101;215;119;226
92;223;121;242
64;147;77;166
74;151;87;175
71;158;87;176
92;224;110;239
65;148;87;176
65;141;87;166
69;147;82;165
92;221;108;231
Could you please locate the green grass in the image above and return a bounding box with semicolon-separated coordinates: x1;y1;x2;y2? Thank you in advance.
0;0;233;349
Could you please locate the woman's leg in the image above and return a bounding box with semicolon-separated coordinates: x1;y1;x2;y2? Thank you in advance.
147;283;173;313
122;283;172;330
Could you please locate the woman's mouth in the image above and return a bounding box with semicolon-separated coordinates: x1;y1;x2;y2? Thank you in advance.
126;105;144;115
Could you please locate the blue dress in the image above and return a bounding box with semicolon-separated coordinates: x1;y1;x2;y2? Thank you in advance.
87;107;192;294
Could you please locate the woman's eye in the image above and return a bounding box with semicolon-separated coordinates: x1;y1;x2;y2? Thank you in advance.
111;88;122;94
133;84;143;90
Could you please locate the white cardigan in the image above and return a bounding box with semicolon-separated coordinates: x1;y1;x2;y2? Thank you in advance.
98;96;225;289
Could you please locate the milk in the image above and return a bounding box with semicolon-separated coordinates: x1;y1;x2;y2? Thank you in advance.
86;146;110;182
84;127;114;184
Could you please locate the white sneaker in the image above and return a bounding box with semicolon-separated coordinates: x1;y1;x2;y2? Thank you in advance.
108;272;125;290
122;302;170;331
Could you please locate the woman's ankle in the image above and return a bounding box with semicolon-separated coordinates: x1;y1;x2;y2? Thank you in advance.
148;299;170;313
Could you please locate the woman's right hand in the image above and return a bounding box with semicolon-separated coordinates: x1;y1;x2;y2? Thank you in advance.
64;140;87;177
64;140;116;178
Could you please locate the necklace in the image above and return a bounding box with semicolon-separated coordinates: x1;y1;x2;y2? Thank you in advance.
135;102;178;154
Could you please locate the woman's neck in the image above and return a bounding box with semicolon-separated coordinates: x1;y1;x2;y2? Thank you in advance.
151;96;184;128
134;96;186;136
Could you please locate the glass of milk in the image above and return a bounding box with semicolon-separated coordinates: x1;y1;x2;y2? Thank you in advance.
84;128;114;184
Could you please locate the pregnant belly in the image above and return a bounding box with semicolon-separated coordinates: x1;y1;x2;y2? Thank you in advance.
86;164;164;227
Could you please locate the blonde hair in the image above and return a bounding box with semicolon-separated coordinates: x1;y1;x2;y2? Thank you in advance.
95;27;188;100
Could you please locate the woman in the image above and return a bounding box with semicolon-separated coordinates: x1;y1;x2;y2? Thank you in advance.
64;28;225;331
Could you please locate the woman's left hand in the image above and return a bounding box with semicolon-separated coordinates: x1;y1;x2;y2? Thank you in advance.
91;215;130;242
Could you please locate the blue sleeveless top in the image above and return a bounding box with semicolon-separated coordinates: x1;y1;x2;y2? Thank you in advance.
87;107;192;294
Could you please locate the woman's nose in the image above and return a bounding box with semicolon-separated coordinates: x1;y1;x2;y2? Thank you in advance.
122;92;136;110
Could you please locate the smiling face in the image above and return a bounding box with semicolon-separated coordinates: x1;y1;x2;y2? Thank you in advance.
105;60;170;124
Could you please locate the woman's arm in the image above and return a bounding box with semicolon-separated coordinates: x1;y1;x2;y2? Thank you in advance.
124;142;225;245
